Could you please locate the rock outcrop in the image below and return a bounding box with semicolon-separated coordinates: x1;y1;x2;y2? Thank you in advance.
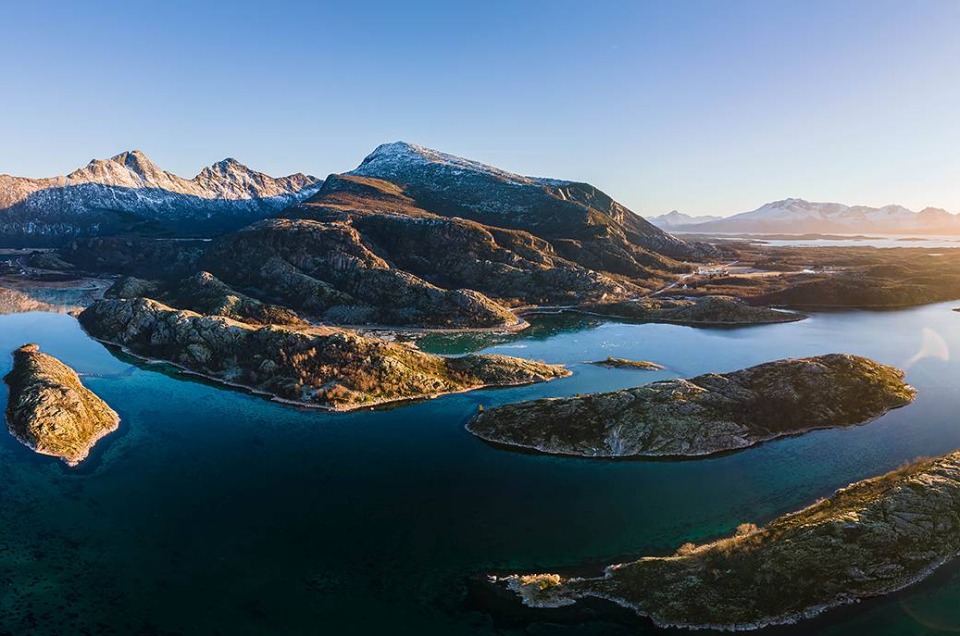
106;272;306;327
500;450;960;630
467;354;914;458
3;344;119;466
78;298;569;411
199;218;524;328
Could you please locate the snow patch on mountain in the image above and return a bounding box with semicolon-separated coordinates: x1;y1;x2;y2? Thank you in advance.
664;198;960;234
351;141;568;189
0;150;323;244
647;211;722;228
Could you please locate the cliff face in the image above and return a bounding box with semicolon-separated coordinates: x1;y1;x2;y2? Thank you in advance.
503;451;960;630
467;354;914;458
3;344;119;466
78;298;569;411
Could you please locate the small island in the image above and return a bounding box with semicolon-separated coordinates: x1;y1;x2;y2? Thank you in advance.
78;298;569;411
4;344;119;466
467;354;914;458
591;357;664;370
498;449;960;630
581;295;806;326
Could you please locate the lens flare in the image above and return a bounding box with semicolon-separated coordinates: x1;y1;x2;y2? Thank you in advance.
905;328;950;368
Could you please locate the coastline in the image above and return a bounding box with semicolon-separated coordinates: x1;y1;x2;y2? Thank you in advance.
518;306;808;327
2;346;121;467
82;328;572;414
499;552;959;633
465;411;901;461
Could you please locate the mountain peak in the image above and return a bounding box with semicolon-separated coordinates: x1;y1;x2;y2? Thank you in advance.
108;149;161;175
110;148;149;161
351;141;550;189
215;157;245;169
201;157;254;176
356;141;433;167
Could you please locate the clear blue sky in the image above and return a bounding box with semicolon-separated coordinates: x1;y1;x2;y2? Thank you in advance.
1;0;958;216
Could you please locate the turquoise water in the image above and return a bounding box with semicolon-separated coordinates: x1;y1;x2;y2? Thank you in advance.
3;305;960;634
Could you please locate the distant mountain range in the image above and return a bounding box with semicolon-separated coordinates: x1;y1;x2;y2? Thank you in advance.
0;150;322;245
646;210;722;229
648;198;960;235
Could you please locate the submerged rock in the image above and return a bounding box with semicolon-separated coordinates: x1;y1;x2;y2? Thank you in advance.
3;344;119;466
499;450;960;630
467;354;914;458
78;298;569;411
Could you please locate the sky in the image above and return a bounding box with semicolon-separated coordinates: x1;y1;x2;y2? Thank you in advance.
0;0;958;217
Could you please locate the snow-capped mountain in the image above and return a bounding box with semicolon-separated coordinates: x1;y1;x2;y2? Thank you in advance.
664;198;960;234
341;141;707;262
0;150;322;245
647;211;722;229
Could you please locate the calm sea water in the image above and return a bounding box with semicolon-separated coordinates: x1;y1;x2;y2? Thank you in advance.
3;304;960;634
755;235;960;249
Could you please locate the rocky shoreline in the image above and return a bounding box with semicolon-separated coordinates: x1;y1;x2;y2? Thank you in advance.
78;298;570;411
497;450;960;630
590;358;664;370
578;295;807;326
467;354;915;458
3;344;119;466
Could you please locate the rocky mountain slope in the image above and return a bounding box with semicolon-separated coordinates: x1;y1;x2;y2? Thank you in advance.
199;217;527;328
105;271;308;327
335;142;715;267
78;298;569;411
53;142;735;329
4;344;119;466
665;198;960;234
0;150;322;245
501;450;960;630
467;354;914;458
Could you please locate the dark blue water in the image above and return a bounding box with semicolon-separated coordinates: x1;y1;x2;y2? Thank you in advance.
2;305;960;634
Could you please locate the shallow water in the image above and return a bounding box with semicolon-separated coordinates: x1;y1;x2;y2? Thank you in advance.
2;305;960;634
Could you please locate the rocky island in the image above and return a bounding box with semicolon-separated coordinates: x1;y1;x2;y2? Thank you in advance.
3;344;119;466
591;357;664;370
499;449;960;630
467;354;914;458
78;298;569;411
581;295;806;326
